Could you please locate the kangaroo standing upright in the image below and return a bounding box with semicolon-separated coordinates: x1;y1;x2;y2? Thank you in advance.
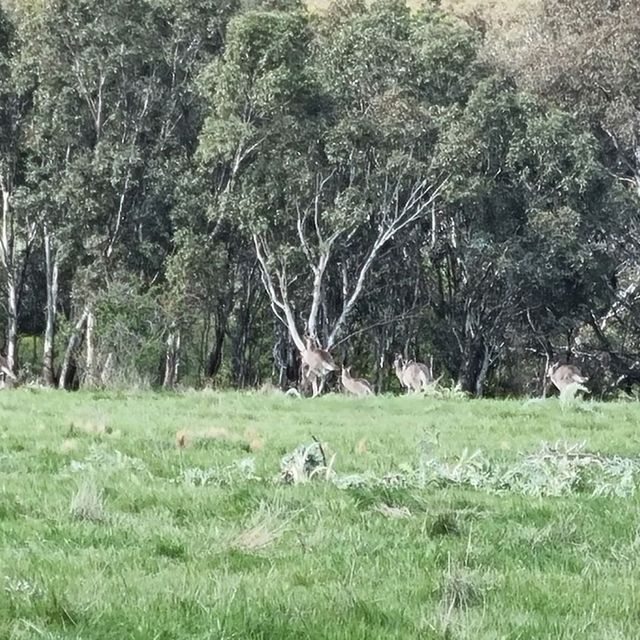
300;336;338;397
394;354;431;394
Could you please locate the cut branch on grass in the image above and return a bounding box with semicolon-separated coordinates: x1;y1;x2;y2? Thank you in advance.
279;441;336;484
277;439;640;498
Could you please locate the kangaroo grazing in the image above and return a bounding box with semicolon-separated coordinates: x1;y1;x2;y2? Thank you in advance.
394;354;431;394
547;362;589;395
341;366;374;397
300;336;338;397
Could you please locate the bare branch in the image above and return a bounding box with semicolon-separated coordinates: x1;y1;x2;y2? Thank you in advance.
327;176;449;347
253;233;304;352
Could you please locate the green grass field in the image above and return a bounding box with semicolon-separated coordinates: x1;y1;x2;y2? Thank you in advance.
2;389;640;639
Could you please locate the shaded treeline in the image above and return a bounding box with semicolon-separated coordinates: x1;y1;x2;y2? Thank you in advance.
0;0;638;396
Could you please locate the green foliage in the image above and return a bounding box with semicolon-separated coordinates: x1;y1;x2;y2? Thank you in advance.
90;280;169;385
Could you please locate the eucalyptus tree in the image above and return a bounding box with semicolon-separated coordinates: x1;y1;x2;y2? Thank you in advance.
0;6;34;376
487;0;640;388
428;76;621;394
494;0;640;194
16;0;239;386
199;0;453;376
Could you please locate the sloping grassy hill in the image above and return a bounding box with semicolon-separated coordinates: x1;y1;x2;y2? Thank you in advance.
1;389;640;638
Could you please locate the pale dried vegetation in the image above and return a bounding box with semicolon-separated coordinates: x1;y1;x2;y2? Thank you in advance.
175;427;232;448
68;417;114;437
70;481;106;523
273;438;640;498
355;437;368;455
231;502;294;552
60;438;79;453
373;503;412;518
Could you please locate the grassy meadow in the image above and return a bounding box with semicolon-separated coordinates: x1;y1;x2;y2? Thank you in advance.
2;389;640;638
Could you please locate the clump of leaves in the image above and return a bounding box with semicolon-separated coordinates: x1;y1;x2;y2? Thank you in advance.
441;564;481;611
69;446;146;474
153;537;187;560
498;441;639;497
4;577;41;599
430;512;461;537
177;457;258;487
275;437;640;498
423;381;469;400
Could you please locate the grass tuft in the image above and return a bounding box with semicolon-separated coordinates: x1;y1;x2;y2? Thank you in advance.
441;562;482;611
231;501;292;552
431;512;462;537
70;481;106;522
373;503;412;518
153;537;187;560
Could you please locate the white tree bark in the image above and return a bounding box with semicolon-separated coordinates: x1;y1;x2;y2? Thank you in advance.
253;234;305;352
253;174;449;356
328;176;448;347
100;352;115;387
85;310;96;386
163;330;181;388
42;225;59;386
0;187;17;373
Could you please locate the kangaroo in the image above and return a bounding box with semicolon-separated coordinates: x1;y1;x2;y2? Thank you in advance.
547;362;589;394
300;336;338;397
394;354;431;394
341;366;374;397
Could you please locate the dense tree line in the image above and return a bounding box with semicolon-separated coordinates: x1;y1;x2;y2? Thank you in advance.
0;0;638;396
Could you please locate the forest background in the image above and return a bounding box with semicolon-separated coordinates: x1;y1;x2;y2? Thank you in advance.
0;0;638;397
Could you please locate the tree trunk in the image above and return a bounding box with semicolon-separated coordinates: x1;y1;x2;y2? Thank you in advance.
205;320;226;378
272;330;287;389
42;227;59;386
374;329;389;393
163;330;181;388
5;272;17;374
101;352;115;387
458;336;483;396
58;307;89;390
85;310;96;386
474;343;490;398
1;188;17;375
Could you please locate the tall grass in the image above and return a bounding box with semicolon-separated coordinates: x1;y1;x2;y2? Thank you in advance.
0;389;639;638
